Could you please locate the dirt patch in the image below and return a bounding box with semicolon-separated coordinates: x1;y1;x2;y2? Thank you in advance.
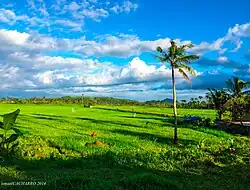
85;140;108;147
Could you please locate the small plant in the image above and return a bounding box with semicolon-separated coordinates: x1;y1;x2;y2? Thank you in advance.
0;109;22;157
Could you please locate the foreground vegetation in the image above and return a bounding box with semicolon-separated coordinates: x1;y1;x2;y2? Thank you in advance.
0;104;249;189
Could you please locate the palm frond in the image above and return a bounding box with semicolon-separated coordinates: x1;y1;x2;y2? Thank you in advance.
179;64;196;76
179;43;195;51
156;46;163;53
178;68;190;82
176;54;200;64
154;55;168;63
226;77;249;96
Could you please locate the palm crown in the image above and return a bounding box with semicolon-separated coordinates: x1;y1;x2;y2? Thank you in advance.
155;40;199;82
226;77;250;97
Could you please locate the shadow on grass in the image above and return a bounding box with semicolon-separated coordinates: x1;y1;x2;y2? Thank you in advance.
76;117;148;129
111;129;196;146
119;114;229;138
95;107;173;117
0;151;249;190
21;114;149;129
119;115;167;122
180;125;231;137
32;113;65;119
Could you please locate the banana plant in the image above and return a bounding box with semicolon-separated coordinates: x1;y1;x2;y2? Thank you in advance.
0;109;22;156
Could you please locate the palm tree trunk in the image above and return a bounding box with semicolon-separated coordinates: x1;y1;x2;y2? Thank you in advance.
171;65;178;145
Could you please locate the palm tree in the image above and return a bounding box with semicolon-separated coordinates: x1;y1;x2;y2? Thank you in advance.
155;40;199;144
226;77;250;97
198;96;203;102
206;88;230;120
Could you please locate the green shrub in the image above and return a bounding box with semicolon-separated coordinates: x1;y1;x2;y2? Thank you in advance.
0;109;22;157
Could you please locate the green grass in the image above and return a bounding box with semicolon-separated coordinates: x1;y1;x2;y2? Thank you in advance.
94;105;217;119
0;104;249;190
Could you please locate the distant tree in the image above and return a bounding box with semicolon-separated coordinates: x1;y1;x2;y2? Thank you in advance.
225;77;250;120
155;40;199;144
1;97;6;103
42;96;47;104
226;96;248;122
226;77;250;97
33;97;38;104
206;88;230;120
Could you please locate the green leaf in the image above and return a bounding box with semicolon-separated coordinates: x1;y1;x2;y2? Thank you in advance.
178;68;190;82
12;128;22;136
0;121;3;129
6;134;18;144
3;109;20;131
10;142;19;152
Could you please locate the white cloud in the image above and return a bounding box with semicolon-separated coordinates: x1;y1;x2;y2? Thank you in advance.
1;46;199;94
1;1;139;35
0;9;29;25
80;8;109;21
0;29;29;46
2;22;250;60
189;22;250;55
55;19;83;31
228;23;250;37
110;1;138;13
0;8;50;29
0;29;57;55
73;35;191;58
1;17;250;100
69;2;81;11
217;56;229;63
27;0;49;16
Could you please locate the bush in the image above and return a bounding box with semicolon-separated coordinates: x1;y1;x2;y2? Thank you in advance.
0;109;22;157
225;96;248;121
183;115;214;127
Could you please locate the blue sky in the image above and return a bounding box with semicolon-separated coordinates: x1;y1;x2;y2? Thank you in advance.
0;0;250;101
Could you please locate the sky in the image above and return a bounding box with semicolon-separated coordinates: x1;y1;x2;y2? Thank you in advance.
0;0;250;101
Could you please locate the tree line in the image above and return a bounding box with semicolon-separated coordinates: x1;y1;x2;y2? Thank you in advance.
0;95;228;109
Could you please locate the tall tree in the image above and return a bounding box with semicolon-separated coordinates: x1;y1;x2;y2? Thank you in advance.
206;88;230;120
155;40;199;144
226;77;250;97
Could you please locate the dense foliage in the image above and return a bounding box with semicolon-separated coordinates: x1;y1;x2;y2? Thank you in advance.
0;109;22;157
1;96;212;108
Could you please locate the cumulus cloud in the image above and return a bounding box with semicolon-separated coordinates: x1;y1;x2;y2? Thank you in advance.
55;19;83;31
69;2;81;11
27;0;49;16
189;22;250;55
80;8;109;22
217;56;229;63
0;51;197;94
0;9;29;25
1;1;138;35
228;23;250;37
0;29;192;58
110;1;138;13
78;57;176;86
0;29;57;56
